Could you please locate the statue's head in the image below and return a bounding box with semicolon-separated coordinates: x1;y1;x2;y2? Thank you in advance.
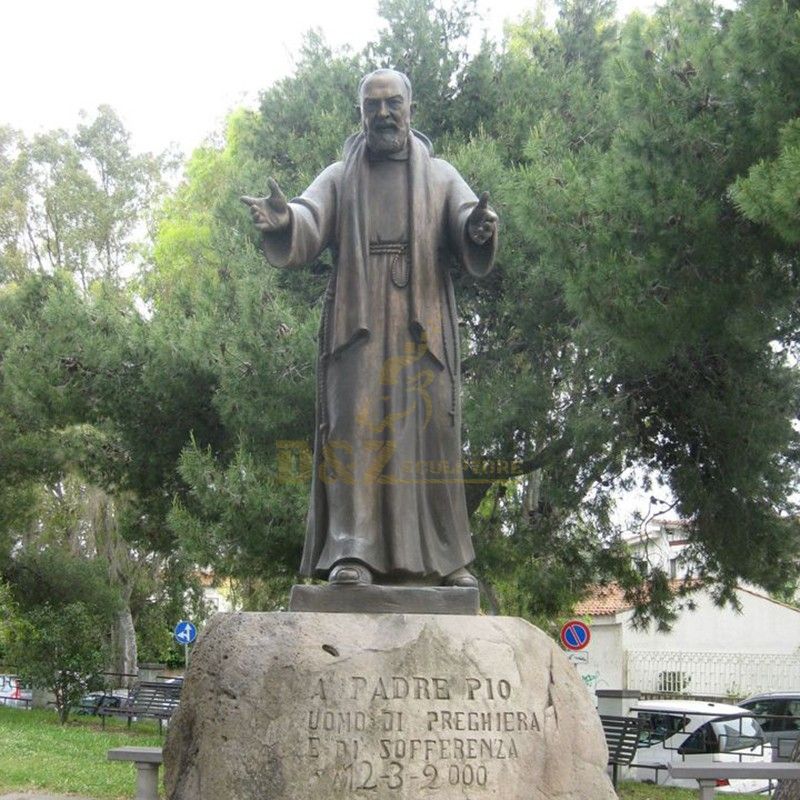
358;69;413;155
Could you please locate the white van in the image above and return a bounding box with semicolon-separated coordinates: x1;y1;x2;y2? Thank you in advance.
630;699;773;794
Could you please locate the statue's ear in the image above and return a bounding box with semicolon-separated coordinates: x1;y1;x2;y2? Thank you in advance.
353;103;362;122
410;101;418;118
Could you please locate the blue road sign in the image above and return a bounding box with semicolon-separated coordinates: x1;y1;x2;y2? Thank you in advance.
560;620;591;651
174;620;197;645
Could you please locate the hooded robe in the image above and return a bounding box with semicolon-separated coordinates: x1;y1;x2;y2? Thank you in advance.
262;131;497;581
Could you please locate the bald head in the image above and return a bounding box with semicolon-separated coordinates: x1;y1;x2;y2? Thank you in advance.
358;69;412;103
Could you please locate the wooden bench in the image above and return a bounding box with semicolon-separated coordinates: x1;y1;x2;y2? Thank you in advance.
669;761;800;799
100;680;181;733
108;746;163;800
600;714;641;786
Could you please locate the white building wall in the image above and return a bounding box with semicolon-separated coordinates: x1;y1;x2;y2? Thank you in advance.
582;587;800;697
577;618;626;693
621;588;800;654
586;521;800;698
204;586;234;613
615;587;800;696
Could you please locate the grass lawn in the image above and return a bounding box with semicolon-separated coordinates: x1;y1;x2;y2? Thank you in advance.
617;781;767;799
0;706;162;799
617;782;703;798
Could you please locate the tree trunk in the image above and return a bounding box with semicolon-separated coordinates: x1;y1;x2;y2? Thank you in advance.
55;680;69;725
111;604;138;688
523;469;544;521
86;486;140;688
477;576;501;615
774;738;800;800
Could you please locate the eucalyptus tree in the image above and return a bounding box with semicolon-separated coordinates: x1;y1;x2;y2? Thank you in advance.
0;109;195;676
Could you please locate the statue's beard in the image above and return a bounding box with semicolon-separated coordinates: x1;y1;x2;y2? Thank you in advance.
366;124;407;154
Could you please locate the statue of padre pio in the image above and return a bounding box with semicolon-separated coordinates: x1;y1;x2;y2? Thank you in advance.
242;69;498;590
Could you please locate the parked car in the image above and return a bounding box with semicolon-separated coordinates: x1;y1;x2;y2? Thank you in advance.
630;699;772;793
0;674;32;708
740;691;800;761
75;691;125;716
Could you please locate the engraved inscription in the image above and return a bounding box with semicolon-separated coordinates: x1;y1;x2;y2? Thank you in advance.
304;673;542;792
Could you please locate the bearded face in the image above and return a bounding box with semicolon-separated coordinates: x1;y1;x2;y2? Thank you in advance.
360;73;412;155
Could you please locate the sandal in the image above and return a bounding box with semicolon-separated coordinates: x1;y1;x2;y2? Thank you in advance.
443;567;479;589
329;561;373;586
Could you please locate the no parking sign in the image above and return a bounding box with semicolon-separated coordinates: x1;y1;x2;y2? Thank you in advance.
560;620;591;651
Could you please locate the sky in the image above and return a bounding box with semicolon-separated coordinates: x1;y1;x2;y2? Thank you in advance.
1;0;653;159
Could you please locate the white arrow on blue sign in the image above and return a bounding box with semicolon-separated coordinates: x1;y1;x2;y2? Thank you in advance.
174;620;197;645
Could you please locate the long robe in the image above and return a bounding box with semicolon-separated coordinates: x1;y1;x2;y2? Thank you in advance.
263;131;497;582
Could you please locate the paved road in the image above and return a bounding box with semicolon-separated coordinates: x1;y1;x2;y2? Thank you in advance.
0;794;97;800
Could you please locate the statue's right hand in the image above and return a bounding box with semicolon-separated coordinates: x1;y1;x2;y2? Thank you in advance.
241;177;290;232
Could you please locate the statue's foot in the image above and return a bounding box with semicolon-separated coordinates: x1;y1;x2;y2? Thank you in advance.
329;561;373;586
443;567;479;589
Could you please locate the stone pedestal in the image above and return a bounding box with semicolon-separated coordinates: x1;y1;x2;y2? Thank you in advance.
164;613;616;800
289;584;479;614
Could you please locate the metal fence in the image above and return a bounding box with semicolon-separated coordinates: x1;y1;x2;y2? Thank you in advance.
627;651;800;698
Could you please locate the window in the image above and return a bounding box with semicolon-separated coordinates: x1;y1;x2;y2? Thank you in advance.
658;670;691;693
669;557;678;579
786;701;800;731
743;698;791;732
712;716;764;753
637;712;689;748
679;717;764;755
679;722;718;755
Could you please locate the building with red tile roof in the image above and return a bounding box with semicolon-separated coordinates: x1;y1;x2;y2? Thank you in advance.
566;522;800;700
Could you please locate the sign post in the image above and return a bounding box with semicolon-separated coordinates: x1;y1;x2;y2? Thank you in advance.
174;620;198;670
559;620;591;652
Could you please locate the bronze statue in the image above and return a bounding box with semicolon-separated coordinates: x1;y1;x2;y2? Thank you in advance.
242;69;497;589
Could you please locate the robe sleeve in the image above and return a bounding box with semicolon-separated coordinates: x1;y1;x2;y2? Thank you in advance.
441;160;498;278
261;162;342;268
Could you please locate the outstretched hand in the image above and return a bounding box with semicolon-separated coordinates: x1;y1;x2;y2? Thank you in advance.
467;191;497;246
241;177;290;232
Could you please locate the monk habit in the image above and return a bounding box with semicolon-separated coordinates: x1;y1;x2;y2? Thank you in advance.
262;130;497;581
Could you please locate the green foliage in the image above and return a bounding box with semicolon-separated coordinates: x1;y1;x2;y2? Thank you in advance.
0;111;200;679
558;0;800;600
4;547;120;613
169;444;304;608
1;548;120;723
0;106;169;289
732;118;800;245
369;0;477;138
132;557;209;666
5;604;108;724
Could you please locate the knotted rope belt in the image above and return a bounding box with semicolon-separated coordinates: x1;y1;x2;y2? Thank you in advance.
369;241;409;288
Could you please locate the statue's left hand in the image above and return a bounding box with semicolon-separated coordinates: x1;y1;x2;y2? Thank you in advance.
467;192;498;246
